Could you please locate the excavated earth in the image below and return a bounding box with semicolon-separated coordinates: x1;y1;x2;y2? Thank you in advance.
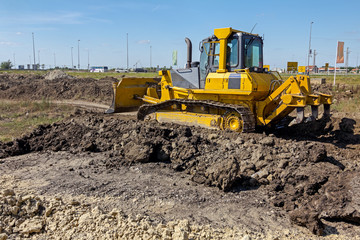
0;71;114;104
0;72;360;239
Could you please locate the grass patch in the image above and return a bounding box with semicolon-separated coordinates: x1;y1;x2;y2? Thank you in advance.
280;73;360;85
0;70;46;76
0;100;74;142
0;69;159;80
332;94;360;113
3;70;358;84
67;71;159;79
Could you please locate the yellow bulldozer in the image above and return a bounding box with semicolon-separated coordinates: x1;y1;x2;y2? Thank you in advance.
106;27;332;132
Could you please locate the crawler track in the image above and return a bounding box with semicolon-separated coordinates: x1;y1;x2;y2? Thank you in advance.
137;99;256;132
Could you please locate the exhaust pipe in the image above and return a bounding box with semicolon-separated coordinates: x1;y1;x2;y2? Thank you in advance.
185;37;192;69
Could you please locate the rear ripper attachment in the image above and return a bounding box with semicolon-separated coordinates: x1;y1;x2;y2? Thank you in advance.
255;74;332;127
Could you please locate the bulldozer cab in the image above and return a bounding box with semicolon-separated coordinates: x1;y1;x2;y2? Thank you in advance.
169;27;265;90
199;29;264;83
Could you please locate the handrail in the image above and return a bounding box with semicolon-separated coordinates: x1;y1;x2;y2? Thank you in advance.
234;68;254;83
270;71;283;80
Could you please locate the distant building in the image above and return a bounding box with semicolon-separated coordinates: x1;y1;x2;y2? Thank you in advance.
318;67;347;73
272;67;284;73
350;68;359;74
306;65;319;73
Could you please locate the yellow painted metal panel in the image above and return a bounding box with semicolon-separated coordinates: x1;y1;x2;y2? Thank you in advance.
112;77;160;111
298;66;306;73
156;111;221;129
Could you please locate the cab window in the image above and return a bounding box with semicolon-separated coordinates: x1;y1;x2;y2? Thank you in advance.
213;43;220;66
227;38;238;67
213;38;238;67
199;42;210;81
244;37;263;68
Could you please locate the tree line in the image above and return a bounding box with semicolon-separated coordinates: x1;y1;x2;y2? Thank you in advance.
0;60;13;70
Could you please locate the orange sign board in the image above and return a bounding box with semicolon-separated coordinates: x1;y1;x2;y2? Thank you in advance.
336;42;344;63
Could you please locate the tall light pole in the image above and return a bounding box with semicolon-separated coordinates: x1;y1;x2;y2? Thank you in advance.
313;49;317;67
78;40;80;70
38;50;40;66
54;53;56;68
32;32;36;70
87;49;90;71
13;53;15;69
345;47;350;75
71;47;74;69
150;45;152;69
126;33;129;70
307;22;314;75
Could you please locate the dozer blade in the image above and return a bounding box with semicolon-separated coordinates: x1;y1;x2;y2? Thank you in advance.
105;77;160;114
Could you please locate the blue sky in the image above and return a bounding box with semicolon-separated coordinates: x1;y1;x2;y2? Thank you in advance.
0;0;359;69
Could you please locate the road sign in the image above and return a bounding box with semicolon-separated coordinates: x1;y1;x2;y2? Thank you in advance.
287;62;298;72
298;66;306;73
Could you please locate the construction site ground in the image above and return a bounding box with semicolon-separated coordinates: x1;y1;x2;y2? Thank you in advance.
0;71;360;240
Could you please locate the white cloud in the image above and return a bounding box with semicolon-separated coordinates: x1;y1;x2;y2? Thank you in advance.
15;32;23;35
0;11;102;25
137;40;150;45
31;12;84;24
0;41;16;46
152;4;170;12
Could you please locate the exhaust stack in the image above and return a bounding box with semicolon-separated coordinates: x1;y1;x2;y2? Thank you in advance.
185;37;192;69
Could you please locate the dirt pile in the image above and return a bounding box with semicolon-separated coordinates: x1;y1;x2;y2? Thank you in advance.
0;73;114;104
44;70;75;81
312;83;360;96
1;72;360;236
0;189;258;240
1;112;359;235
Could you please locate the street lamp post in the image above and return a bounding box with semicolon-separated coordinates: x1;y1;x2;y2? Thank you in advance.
150;45;152;69
71;47;74;70
87;49;90;71
32;32;36;70
78;40;80;70
307;22;314;75
127;33;129;70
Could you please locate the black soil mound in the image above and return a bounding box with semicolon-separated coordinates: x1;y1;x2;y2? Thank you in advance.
1;112;359;235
